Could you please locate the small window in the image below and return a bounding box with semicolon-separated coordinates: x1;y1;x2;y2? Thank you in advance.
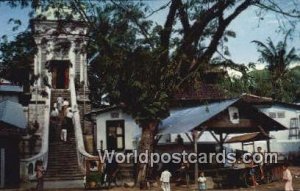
269;112;276;118
277;112;285;118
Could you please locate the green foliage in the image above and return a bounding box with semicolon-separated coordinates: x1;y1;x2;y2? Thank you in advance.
0;30;37;89
86;172;102;183
220;67;300;103
250;70;272;96
86;2;178;124
251;33;300;102
3;0;300;123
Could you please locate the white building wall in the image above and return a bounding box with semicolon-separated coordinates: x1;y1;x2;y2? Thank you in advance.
28;103;45;134
96;109;218;148
96;109;141;151
95;105;300;153
259;105;300;140
227;106;300;153
258;105;300;153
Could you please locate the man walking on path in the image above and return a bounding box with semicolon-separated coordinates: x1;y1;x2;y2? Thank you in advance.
160;168;172;191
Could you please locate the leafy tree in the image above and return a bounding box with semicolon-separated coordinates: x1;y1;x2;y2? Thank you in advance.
252;32;300;101
290;66;300;101
0;30;37;91
221;67;300;103
248;69;273;97
2;0;300;186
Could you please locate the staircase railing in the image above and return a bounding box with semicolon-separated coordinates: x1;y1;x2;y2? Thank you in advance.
20;86;51;180
69;75;94;173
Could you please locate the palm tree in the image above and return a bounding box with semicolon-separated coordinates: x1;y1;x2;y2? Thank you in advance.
252;31;300;100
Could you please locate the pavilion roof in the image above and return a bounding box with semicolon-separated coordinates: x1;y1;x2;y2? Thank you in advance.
158;98;286;135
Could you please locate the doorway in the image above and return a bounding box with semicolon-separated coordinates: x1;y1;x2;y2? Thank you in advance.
50;60;70;89
106;120;125;151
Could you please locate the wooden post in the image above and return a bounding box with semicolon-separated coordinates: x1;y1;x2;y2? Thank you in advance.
266;135;271;152
185;132;193;143
193;130;198;186
193;127;207;185
220;133;224;151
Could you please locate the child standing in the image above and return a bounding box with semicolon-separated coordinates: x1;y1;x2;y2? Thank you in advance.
283;163;294;191
35;160;45;191
198;172;207;191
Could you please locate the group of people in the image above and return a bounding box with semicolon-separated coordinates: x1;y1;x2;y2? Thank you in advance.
160;146;294;191
50;94;74;143
248;146;294;191
160;168;207;191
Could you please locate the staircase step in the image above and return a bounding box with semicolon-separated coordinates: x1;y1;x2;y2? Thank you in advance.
44;88;83;181
44;176;83;181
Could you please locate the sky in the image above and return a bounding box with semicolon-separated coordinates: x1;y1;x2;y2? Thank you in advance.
1;1;300;67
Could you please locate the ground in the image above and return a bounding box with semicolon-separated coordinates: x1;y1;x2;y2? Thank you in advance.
5;167;300;191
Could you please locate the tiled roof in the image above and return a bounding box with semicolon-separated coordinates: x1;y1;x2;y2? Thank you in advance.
225;132;272;143
173;84;226;101
241;94;273;104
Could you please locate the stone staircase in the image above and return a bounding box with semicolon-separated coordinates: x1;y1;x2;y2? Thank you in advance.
44;88;83;181
45;136;83;181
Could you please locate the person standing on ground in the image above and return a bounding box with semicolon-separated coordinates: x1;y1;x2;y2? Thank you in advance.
283;163;294;191
160;168;172;191
35;160;45;191
198;171;207;191
248;156;258;187
256;146;265;179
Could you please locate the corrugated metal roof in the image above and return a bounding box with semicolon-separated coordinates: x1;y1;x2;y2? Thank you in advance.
0;85;23;93
0;100;27;129
158;99;239;135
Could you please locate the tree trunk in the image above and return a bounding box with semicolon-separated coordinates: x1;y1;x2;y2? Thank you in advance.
136;121;158;189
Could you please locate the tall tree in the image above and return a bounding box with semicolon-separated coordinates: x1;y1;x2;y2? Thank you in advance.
0;30;37;90
2;0;300;187
252;32;300;101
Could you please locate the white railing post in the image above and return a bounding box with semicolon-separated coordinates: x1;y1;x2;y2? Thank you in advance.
69;76;94;173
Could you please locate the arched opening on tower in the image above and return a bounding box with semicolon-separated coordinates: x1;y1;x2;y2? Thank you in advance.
47;60;71;89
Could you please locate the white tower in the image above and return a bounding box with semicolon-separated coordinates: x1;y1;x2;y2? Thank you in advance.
31;6;88;89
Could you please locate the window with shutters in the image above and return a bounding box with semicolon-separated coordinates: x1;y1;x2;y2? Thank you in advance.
269;112;276;118
106;120;125;151
277;112;285;118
